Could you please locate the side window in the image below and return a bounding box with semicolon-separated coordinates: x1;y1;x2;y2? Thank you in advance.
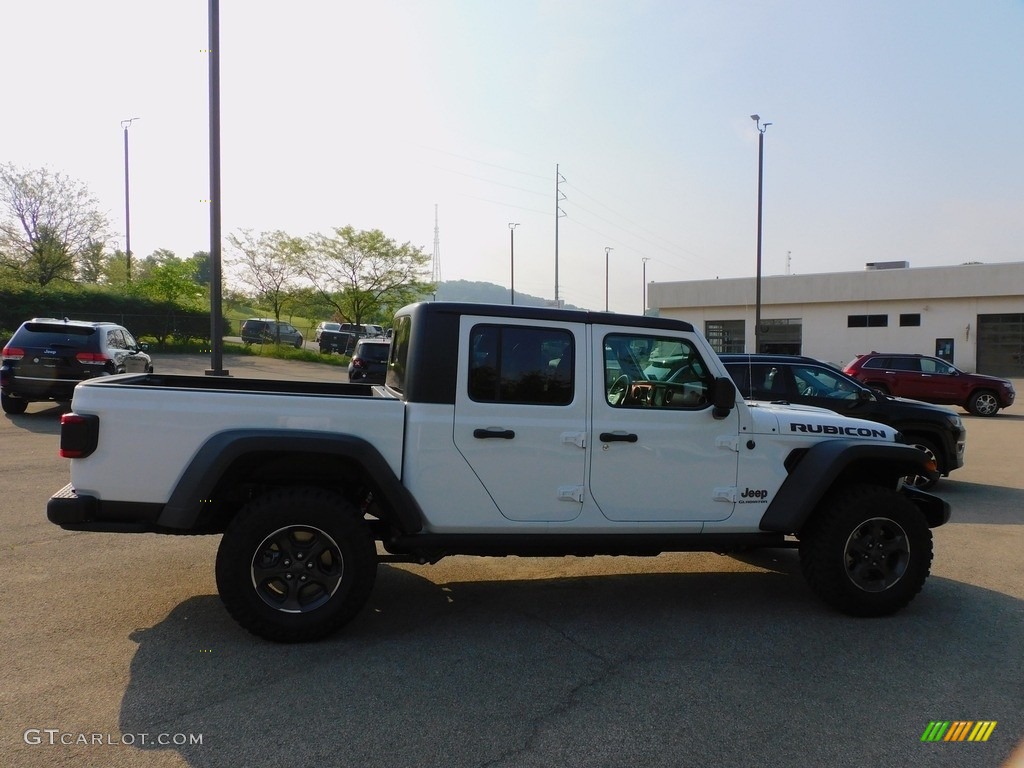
604;333;714;409
468;325;573;405
793;365;858;399
107;329;127;350
921;357;953;374
387;314;412;393
891;357;921;372
122;329;139;349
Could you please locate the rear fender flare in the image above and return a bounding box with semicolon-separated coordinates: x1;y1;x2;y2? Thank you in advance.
158;429;424;534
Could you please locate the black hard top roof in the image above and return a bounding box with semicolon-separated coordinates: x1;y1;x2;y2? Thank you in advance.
397;301;695;333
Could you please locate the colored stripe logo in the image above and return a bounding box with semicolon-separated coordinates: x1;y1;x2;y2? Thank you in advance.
921;721;997;742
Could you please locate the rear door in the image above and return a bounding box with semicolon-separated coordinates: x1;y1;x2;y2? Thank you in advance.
589;327;738;522
453;317;586;522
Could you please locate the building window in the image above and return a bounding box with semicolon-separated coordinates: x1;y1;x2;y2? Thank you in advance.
704;320;745;353
848;314;888;328
900;313;921;327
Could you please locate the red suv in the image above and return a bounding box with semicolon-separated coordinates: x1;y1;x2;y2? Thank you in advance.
843;353;1015;417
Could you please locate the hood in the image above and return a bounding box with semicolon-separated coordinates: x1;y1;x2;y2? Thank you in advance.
744;401;899;442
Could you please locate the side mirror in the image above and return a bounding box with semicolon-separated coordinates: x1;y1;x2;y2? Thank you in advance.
857;389;872;401
139;343;149;351
712;376;736;420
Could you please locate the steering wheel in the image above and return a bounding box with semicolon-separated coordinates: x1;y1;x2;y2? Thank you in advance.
608;374;631;406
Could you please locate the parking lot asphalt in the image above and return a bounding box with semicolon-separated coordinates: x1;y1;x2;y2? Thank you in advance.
2;361;1021;768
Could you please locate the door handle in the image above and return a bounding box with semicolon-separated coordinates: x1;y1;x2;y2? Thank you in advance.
599;432;638;443
473;428;516;439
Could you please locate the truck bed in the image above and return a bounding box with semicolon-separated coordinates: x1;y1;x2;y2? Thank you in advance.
66;372;405;505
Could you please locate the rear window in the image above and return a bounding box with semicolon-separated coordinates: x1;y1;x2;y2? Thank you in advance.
357;342;390;362
14;323;96;348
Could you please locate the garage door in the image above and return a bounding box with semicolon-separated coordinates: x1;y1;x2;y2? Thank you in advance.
977;314;1024;377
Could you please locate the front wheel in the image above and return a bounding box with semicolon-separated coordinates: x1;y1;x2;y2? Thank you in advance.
904;438;941;490
967;390;1000;417
799;484;932;616
215;487;378;642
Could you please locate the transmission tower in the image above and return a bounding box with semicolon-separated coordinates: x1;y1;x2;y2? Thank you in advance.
554;164;566;307
432;204;442;285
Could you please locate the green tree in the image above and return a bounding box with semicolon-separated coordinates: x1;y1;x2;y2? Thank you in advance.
304;226;434;325
187;251;212;287
0;163;111;286
227;229;306;338
133;250;204;308
76;240;108;284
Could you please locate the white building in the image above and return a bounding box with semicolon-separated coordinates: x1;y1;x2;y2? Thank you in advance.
648;261;1024;376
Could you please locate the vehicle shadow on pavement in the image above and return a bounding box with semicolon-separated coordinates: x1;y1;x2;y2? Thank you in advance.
118;562;1022;768
4;404;66;434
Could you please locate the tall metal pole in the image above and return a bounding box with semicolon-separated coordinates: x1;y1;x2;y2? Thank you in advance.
751;114;771;354
604;247;613;312
121;117;139;282
207;0;228;375
508;222;519;305
642;257;650;315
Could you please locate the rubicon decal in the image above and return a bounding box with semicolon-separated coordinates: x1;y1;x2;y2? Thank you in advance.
920;721;997;742
790;423;888;438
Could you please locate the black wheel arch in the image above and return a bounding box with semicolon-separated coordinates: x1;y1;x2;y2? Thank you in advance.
158;429;424;535
759;439;950;535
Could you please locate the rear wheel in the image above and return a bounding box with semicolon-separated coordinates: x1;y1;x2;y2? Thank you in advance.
967;390;1000;417
1;393;28;415
216;487;378;642
799;484;931;616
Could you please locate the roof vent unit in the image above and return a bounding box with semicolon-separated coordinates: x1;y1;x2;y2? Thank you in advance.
865;261;910;270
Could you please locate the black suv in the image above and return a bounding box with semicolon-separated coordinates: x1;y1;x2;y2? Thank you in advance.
2;318;153;414
721;354;966;489
347;338;390;384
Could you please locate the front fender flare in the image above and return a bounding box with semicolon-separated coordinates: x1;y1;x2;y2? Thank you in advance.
759;439;948;534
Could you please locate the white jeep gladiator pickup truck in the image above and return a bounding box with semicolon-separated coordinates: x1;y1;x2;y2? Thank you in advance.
48;302;949;642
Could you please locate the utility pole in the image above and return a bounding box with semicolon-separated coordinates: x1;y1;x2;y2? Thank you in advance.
751;114;771;354
642;257;650;315
121;117;140;282
508;222;519;304
206;0;228;376
432;204;442;285
604;247;613;311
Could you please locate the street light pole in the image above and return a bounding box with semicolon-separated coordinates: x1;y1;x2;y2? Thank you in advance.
121;117;140;282
605;247;613;312
751;114;771;353
642;257;650;315
508;222;519;305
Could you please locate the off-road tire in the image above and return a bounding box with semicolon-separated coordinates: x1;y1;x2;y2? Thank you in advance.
216;486;377;642
799;484;931;616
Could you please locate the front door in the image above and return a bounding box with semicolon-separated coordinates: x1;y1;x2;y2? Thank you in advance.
588;327;738;522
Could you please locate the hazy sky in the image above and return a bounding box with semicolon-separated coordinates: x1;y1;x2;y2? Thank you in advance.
3;1;1022;313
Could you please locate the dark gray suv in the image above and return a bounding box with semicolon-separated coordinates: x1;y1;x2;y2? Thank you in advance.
2;318;152;414
240;319;304;348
